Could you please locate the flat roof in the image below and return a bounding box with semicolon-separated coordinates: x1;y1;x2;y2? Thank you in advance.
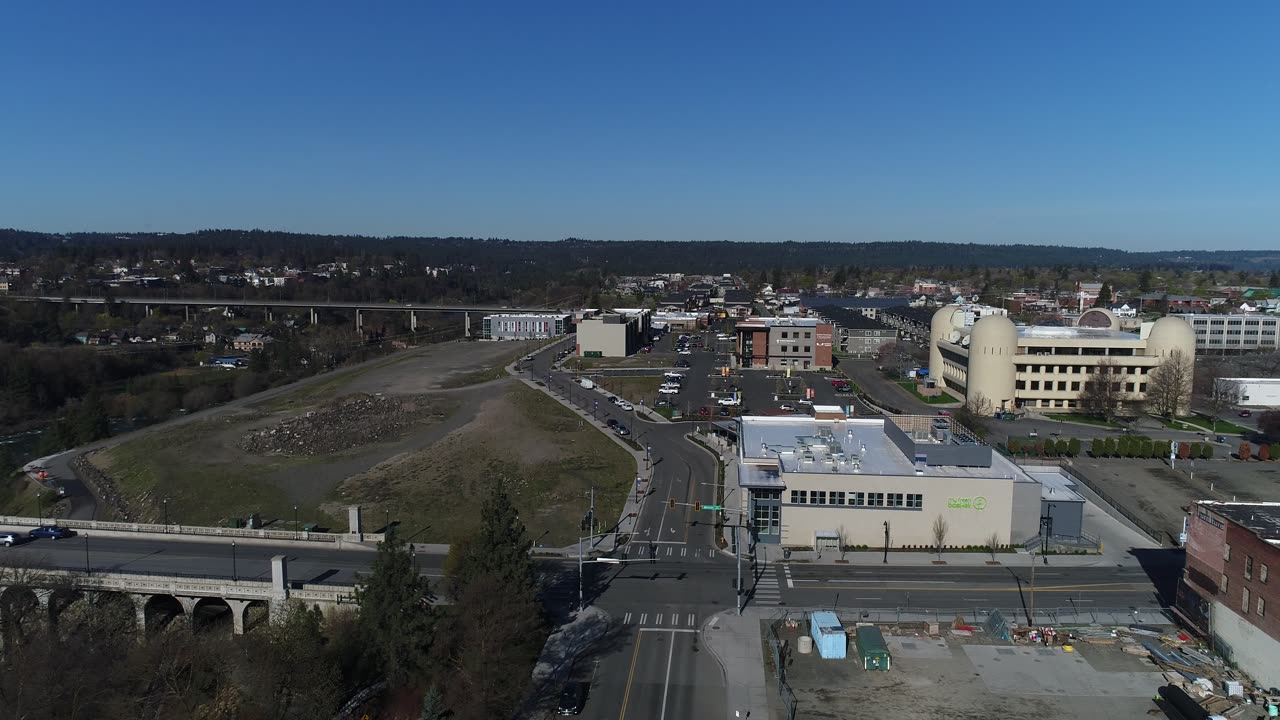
1016;326;1141;341
738;415;1029;481
736;316;822;328
1025;470;1087;503
1198;502;1280;544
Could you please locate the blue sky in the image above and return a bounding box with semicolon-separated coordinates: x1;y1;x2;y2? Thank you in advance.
2;2;1277;249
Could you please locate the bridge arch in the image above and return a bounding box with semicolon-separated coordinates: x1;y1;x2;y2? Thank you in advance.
191;597;234;635
142;594;186;634
0;586;44;642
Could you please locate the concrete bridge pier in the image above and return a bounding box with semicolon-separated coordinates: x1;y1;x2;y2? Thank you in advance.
184;305;190;322
464;311;470;338
410;311;417;332
226;598;252;635
311;307;318;325
266;308;273;323
356;309;363;333
144;304;152;317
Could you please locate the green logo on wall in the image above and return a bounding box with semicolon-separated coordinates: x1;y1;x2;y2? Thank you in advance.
947;496;989;510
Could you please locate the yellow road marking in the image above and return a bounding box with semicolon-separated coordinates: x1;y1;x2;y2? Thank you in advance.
617;631;643;720
800;583;1147;593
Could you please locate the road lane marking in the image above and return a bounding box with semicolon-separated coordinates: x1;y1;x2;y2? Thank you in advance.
656;613;663;625
681;547;687;557
638;627;697;633
623;612;632;624
666;547;672;556
688;613;695;626
784;565;794;588
659;629;676;720
617;631;644;720
670;613;678;626
640;613;647;624
855;597;881;600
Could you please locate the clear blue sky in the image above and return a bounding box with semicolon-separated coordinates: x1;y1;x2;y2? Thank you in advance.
2;1;1277;249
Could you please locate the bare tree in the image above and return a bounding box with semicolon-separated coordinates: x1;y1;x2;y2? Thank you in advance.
986;532;1002;561
837;524;848;561
965;391;994;417
1078;357;1125;422
1147;349;1195;418
932;515;949;561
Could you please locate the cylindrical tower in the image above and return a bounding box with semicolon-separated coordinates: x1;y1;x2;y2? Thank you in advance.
967;315;1018;412
929;306;962;387
1145;316;1196;360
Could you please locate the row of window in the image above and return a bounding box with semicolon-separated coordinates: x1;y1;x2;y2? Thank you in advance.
1016;379;1147;393
1016;364;1149;375
777;345;812;353
778;331;813;339
788;490;924;509
1192;318;1278;326
1224;544;1270;583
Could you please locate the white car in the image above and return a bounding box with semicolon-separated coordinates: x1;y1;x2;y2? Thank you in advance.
658;386;680;395
797;399;813;406
779;404;796;411
619;402;634;411
678;348;692;355
663;372;685;380
717;397;741;406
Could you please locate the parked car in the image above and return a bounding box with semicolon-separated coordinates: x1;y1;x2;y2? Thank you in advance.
606;418;620;429
779;404;796;411
678;348;692;355
1239;409;1252;417
28;525;75;540
557;681;589;715
658;386;680;395
796;399;813;406
674;360;691;368
615;426;631;437
0;532;20;547
654;398;671;408
619;402;634;411
718;407;731;417
698;406;711;416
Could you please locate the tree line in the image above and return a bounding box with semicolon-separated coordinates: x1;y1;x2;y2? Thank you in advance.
0;481;548;720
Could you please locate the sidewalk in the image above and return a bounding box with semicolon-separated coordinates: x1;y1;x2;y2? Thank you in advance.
517;605;613;719
702;608;772;720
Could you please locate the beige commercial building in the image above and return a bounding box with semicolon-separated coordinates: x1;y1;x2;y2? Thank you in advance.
575;308;651;357
736;414;1049;550
929;306;1195;412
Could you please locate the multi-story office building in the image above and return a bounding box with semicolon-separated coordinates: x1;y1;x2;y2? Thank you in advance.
733;317;834;370
879;306;935;344
813;305;898;358
1177;501;1280;690
481;313;570;341
735;414;1059;549
1170;313;1280;353
576;309;651;357
929;306;1195;413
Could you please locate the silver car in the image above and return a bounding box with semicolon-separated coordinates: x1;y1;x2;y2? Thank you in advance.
0;532;19;547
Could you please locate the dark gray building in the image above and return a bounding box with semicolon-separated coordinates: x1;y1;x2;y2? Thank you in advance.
815;305;898;357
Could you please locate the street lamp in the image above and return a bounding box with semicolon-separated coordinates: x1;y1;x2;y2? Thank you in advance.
232;540;238;581
883;521;890;564
163;498;169;531
84;532;90;575
293;505;299;539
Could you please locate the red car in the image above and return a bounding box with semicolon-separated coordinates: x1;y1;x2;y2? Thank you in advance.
698;406;710;416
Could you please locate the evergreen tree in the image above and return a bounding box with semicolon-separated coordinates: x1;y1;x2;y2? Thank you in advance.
449;480;536;596
420;685;449;720
355;531;437;687
73;388;110;445
1068;438;1081;457
1092;282;1112;307
1089;438;1101;457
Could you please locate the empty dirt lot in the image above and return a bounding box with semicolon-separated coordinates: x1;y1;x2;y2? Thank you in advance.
86;339;636;544
775;622;1164;720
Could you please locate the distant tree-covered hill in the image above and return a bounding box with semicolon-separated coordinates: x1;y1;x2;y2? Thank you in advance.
2;228;1277;272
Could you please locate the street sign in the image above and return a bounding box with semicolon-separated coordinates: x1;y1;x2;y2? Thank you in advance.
700;505;723;511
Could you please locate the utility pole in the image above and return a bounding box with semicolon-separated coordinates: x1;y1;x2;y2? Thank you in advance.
736;519;743;616
1029;545;1037;627
883;521;890;564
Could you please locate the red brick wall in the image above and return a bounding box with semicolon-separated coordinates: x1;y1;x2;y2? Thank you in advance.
1185;507;1280;642
815;324;833;368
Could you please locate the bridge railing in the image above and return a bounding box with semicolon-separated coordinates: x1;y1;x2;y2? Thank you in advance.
13;568;357;603
0;514;351;544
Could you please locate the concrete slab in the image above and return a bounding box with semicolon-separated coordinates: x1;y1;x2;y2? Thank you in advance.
962;645;1163;697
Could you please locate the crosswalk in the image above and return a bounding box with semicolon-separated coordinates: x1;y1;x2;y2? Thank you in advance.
620;543;721;560
751;564;782;605
621;610;701;628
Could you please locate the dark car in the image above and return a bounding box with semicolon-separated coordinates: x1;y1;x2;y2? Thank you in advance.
29;525;76;540
718;406;731;417
615;425;631;437
558;681;588;715
1239;410;1252;417
674;359;691;368
606;418;620;429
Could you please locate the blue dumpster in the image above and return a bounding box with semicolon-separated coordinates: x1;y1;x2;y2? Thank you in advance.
809;611;847;659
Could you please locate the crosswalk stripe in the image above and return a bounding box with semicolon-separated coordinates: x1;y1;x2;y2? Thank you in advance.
624;612;632;624
666;547;672;556
681;547;687;557
687;613;695;627
656;613;663;625
640;613;647;625
670;613;677;626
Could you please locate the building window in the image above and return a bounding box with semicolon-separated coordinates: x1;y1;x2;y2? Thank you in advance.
1242;588;1250;614
1222;574;1229;594
1030;381;1040;390
1261;564;1269;584
1224;543;1231;562
804;346;811;353
869;492;885;507
888;493;904;507
790;490;807;504
1245;555;1253;580
1259;597;1267;618
1071;381;1081;391
831;491;846;505
780;331;788;339
850;492;865;506
906;494;923;509
812;491;827;505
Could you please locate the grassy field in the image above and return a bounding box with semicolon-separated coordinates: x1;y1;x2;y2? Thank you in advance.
1042;413;1123;429
1162;415;1251;435
332;383;636;547
90;418;342;530
592;376;663;406
563;354;673;371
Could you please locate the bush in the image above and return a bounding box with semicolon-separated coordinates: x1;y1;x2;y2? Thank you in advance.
1271;442;1280;462
1239;442;1253;461
1201;444;1214;460
1103;437;1116;457
1178;442;1191;459
1069;438;1081;457
1189;442;1201;459
1008;438;1022;455
1259;444;1272;462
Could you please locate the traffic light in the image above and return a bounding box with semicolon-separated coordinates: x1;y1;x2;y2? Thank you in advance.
669;497;676;510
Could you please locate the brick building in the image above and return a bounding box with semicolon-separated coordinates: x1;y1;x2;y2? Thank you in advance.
1176;501;1280;690
733;317;834;371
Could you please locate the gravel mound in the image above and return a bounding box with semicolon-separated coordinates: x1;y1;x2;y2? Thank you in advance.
239;393;445;456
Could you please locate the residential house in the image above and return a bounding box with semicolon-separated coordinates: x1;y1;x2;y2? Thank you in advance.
233;333;274;352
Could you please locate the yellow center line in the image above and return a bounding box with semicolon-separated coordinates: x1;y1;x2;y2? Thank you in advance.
617;631;644;720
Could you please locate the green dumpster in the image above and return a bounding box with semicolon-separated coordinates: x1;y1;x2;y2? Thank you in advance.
855;625;891;671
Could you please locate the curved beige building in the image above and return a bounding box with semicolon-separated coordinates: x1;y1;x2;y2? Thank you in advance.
929;305;1196;412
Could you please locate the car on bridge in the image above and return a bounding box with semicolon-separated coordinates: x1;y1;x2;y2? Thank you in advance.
28;525;76;540
1;531;21;547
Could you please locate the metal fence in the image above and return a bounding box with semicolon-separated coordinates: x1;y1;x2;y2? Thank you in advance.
1056;464;1167;544
812;605;1172;628
767;610;801;720
0;514;363;544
